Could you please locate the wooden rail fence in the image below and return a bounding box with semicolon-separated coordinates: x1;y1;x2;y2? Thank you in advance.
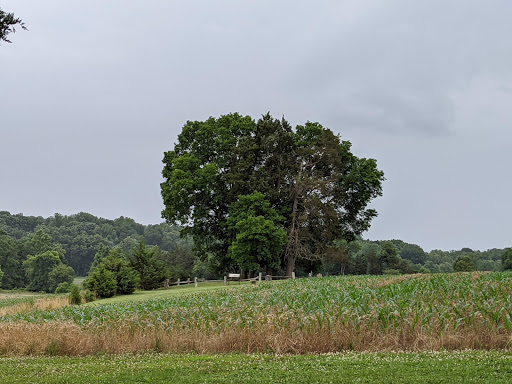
163;272;298;289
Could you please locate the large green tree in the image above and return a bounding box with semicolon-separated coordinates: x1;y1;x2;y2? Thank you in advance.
23;250;74;292
227;192;287;274
379;241;401;271
161;113;384;275
0;7;26;44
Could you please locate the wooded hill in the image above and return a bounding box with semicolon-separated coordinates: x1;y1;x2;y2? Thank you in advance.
0;211;197;289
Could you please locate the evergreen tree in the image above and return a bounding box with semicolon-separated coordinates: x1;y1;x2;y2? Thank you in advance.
128;241;167;290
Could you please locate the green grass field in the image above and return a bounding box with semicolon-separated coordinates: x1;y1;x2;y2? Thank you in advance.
72;276;86;287
87;281;241;305
1;351;511;383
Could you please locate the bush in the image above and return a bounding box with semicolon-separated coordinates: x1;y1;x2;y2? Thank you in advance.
68;284;82;305
101;251;140;295
129;241;167;290
55;282;72;293
85;266;117;298
85;248;140;298
48;264;75;293
82;289;95;303
116;264;140;295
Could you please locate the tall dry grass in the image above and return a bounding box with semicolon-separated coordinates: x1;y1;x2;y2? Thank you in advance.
0;296;69;317
1;315;511;356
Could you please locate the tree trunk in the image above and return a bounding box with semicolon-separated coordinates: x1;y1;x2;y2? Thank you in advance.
286;170;301;277
286;254;296;278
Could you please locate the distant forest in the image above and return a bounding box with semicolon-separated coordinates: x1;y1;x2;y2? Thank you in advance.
0;211;507;290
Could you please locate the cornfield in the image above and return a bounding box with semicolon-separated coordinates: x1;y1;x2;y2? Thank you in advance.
1;272;512;355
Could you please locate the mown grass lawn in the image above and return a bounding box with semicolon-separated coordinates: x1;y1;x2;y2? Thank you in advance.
85;281;241;305
1;351;511;383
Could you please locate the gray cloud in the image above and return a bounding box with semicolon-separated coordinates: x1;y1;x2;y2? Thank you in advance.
1;0;512;251
285;0;512;135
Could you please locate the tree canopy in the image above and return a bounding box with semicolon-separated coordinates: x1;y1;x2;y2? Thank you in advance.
501;248;512;270
0;7;26;44
161;113;385;275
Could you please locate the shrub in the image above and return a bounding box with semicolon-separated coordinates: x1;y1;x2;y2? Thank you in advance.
129;241;167;290
55;282;72;293
48;264;75;293
85;248;140;298
86;266;117;298
82;289;95;303
101;251;140;295
69;284;82;305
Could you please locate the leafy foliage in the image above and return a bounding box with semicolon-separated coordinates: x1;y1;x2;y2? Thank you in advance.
161;113;385;275
0;7;26;44
85;248;139;297
501;248;512;270
128;241;167;290
0;229;24;288
86;267;117;298
48;264;75;293
55;282;72;294
453;255;477;272
227;192;287;272
23;250;74;293
0;211;187;277
69;284;82;305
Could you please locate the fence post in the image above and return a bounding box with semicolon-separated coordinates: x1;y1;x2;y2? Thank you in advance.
265;274;272;281
194;277;198;288
177;278;180;286
224;276;227;286
292;272;296;279
258;272;262;283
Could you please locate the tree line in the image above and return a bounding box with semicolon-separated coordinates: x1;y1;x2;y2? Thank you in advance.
1;210;510;295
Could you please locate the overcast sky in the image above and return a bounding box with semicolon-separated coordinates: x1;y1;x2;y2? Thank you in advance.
1;0;511;252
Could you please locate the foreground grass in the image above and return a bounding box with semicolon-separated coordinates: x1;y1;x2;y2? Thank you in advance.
1;351;511;383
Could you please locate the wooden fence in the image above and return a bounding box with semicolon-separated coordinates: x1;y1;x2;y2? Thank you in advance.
163;272;298;289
